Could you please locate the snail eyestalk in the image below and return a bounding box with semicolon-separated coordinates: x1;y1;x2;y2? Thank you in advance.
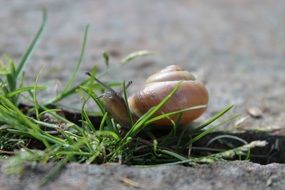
86;72;117;94
86;72;132;96
118;81;132;95
87;72;137;128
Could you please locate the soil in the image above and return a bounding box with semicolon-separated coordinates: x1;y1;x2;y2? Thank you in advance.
0;0;285;189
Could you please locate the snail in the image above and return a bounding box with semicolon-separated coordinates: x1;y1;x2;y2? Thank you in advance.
93;65;209;127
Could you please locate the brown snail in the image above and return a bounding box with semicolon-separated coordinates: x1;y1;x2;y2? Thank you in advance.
94;65;209;127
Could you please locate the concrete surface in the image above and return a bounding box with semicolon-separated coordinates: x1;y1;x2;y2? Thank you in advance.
1;161;285;190
0;1;285;189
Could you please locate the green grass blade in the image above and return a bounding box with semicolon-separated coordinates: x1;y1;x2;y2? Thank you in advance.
159;149;188;161
102;52;109;67
145;105;207;125
62;25;89;93
99;112;108;131
15;9;47;78
7;85;46;97
95;131;120;142
81;102;96;132
120;50;153;64
122;81;134;126
191;114;239;144
192;105;234;132
206;134;248;147
46;79;89;105
5;56;17;93
32;68;46;120
123;82;182;140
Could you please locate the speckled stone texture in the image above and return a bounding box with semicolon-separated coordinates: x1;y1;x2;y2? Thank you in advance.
1;161;285;190
0;1;285;189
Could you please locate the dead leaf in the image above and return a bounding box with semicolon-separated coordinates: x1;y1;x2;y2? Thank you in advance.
120;177;140;188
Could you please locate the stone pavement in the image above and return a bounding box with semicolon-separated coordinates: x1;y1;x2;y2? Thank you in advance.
0;1;284;189
1;161;285;190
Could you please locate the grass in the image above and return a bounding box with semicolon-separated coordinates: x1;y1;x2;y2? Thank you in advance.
0;10;266;185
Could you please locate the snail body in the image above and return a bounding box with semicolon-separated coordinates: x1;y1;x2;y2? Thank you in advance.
99;91;138;128
98;65;209;127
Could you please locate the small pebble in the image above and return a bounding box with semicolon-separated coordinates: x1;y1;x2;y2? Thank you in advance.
247;107;263;118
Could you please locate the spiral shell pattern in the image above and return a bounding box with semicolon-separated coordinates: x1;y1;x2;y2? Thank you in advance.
128;65;209;126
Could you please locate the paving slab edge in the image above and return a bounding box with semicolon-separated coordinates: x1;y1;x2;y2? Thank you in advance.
1;160;285;190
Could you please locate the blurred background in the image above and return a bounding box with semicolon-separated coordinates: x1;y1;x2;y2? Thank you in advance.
0;0;284;131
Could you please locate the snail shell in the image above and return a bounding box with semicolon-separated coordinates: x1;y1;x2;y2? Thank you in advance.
128;65;209;126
